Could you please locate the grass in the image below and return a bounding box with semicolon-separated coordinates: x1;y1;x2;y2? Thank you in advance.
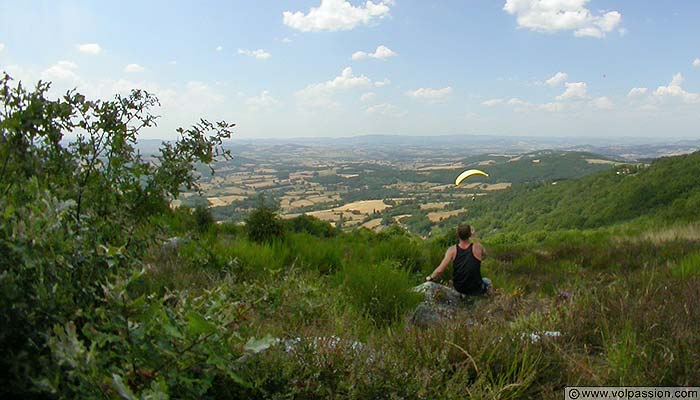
136;220;700;398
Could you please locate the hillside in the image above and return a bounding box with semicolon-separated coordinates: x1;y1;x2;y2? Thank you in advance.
436;151;700;236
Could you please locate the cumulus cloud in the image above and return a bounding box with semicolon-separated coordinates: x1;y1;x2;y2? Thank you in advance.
246;90;279;110
654;73;700;104
352;45;397;60
77;43;102;55
238;48;271;60
296;66;372;108
503;0;622;38
366;102;406;117
556;82;588;100
374;78;391;87
41;61;80;82
124;64;144;73
283;0;393;32
482;98;504;107
360;92;376;102
693;58;700;68
627;87;648;99
592;96;614;110
546;72;568;86
406;86;452;101
507;97;531;107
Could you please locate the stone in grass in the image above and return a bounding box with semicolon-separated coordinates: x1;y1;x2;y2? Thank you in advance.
409;282;478;328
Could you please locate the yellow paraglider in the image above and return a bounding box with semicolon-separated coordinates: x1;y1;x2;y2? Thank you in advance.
454;169;489;186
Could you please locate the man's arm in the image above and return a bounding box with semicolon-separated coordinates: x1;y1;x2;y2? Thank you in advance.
473;242;486;261
426;247;455;281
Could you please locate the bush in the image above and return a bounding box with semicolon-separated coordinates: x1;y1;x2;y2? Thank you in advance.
337;260;422;326
245;204;285;243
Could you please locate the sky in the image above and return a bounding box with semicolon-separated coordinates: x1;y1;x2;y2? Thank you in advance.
1;0;699;140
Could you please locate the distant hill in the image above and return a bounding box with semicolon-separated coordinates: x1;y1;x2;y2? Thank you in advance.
439;151;700;235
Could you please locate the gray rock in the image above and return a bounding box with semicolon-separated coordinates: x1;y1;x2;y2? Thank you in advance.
409;282;477;327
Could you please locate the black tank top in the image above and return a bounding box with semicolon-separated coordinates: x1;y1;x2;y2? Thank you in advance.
453;243;483;295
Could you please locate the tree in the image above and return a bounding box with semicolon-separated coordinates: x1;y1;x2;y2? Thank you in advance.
0;73;234;396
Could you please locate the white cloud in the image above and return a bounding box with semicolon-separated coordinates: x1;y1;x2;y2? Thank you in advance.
538;102;564;112
246;90;279;110
0;43;4;52
283;0;393;32
168;60;177;65
361;92;376;102
366;103;406;117
693;58;700;68
654;73;700;104
503;0;622;38
545;72;568;86
296;66;372;108
352;45;397;60
238;48;271;60
507;97;531;107
41;61;80;82
77;43;102;55
406;86;452;101
556;82;588;100
374;78;391;87
216;45;223;52
124;64;144;73
482;98;504;107
592;96;614;110
282;37;293;43
627;87;648;99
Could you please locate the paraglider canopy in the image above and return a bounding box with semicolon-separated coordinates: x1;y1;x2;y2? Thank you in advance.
454;169;489;186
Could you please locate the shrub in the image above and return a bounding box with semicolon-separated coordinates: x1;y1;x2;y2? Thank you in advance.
245;203;285;243
337;260;422;326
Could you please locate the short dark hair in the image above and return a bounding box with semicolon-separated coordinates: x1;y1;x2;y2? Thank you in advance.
457;224;472;241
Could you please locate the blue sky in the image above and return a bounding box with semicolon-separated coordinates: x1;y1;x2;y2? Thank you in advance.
1;0;699;139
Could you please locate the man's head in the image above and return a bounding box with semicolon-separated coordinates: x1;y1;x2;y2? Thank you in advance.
457;224;473;241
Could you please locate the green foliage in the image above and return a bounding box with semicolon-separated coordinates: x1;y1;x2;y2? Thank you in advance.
285;214;337;238
0;73;234;396
46;270;250;398
245;196;285;243
337;260;422;326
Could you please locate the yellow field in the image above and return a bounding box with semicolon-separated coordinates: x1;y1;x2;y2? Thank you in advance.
417;164;463;171
361;218;383;231
430;184;453;192
290;199;315;208
334;200;390;213
207;195;246;207
247;180;277;189
420;202;451;211
394;214;412;222
586;158;618;165
427;210;464;222
482;183;512;191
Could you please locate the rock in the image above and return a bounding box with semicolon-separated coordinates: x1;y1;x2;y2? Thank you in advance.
409;282;477;327
161;236;184;252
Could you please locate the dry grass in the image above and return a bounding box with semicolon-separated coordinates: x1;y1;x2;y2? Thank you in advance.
483;182;512;191
207;195;246;207
420;202;451;211
427;210;464;222
361;218;383;231
417;164;464;171
478;160;496;166
585;158;618;165
334;200;391;214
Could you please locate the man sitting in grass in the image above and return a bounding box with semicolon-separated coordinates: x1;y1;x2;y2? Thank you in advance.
425;224;492;296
